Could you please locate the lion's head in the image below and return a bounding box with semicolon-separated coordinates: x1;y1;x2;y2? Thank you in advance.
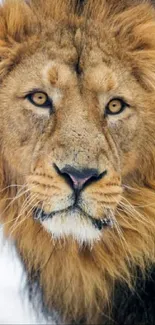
1;0;155;323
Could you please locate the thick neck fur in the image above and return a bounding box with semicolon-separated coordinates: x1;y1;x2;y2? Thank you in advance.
1;165;155;324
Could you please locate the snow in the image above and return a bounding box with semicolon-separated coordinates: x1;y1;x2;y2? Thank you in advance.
0;231;44;324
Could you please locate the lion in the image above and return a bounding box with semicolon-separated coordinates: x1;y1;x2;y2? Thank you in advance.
1;0;155;323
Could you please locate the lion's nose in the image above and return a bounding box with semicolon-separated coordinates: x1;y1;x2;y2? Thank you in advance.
55;165;107;191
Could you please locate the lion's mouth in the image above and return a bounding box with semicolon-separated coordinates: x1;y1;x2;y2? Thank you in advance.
33;206;113;231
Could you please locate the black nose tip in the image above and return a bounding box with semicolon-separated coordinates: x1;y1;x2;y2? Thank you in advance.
55;165;107;190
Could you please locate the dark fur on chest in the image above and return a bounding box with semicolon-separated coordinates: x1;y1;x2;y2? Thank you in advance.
108;266;155;325
26;265;155;325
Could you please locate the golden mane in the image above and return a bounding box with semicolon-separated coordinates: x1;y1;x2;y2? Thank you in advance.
0;0;155;324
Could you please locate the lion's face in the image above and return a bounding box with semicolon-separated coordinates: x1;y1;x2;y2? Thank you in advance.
0;26;148;244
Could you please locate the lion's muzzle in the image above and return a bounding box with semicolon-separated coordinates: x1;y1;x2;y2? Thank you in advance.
28;157;122;244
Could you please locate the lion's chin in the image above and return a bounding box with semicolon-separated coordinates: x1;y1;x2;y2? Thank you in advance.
34;207;113;245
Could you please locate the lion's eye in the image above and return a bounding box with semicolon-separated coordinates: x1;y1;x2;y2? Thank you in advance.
27;91;52;108
105;98;127;115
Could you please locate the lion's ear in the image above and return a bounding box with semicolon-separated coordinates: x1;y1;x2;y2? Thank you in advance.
131;20;155;92
0;0;78;40
0;0;37;79
29;0;76;21
0;0;35;42
110;2;155;92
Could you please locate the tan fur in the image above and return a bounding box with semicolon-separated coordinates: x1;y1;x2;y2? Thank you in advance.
0;0;155;323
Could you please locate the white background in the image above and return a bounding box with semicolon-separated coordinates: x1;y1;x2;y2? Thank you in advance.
0;232;44;324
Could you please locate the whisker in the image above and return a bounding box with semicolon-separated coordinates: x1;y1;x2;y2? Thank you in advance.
116;207;141;232
110;211;132;265
0;185;36;220
9;196;40;237
119;196;154;226
0;184;25;194
12;194;38;230
122;184;141;192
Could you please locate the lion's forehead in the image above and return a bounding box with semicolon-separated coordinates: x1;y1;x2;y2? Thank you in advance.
5;19;137;98
42;59;118;93
14;53;129;99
